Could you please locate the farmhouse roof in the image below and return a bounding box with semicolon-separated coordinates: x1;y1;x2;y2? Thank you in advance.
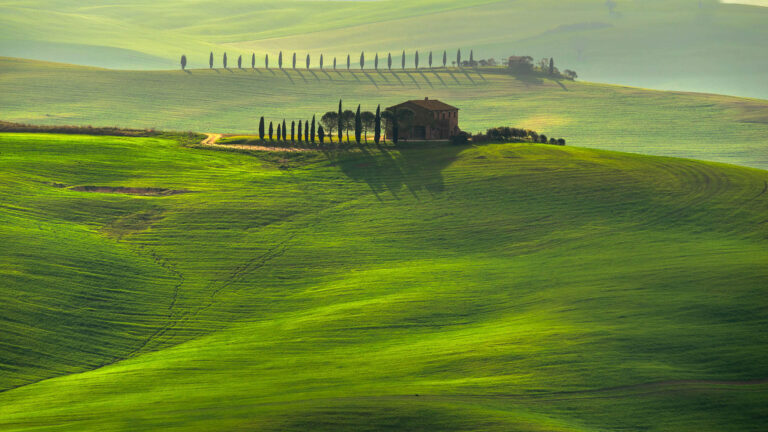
389;98;459;112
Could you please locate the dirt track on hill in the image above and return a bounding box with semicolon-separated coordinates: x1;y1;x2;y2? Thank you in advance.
200;133;312;152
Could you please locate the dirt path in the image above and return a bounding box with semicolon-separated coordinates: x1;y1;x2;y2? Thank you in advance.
200;133;312;152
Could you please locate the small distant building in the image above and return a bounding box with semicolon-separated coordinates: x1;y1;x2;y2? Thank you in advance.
386;98;460;140
508;56;533;72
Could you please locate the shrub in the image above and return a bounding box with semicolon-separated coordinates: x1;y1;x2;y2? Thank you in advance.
557;138;566;146
451;131;470;145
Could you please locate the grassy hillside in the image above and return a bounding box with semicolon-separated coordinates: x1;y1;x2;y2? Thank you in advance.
1;132;767;430
1;0;767;98
2;57;767;170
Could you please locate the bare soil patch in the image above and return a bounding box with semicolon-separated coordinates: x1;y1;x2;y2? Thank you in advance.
71;186;190;196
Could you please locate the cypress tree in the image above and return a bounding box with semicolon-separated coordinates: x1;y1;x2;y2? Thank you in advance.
306;54;310;69
251;53;255;69
304;120;309;143
238;55;242;69
347;54;350;70
269;121;273;141
374;105;381;145
209;52;214;69
297;121;302;144
292;53;296;69
291;121;295;143
375;54;379;71
360;52;365;70
223;52;228;69
469;50;474;66
310;115;316;144
354;105;362;145
333;57;337;70
549;57;554;75
265;53;269;69
429;51;433;68
337;100;343;143
180;54;187;70
278;51;282;69
320;54;324;70
318;125;325;145
457;49;461;67
277;124;281;142
443;50;447;68
282;119;287;141
402;50;406;70
388;53;392;70
415;51;419;69
259;117;265;141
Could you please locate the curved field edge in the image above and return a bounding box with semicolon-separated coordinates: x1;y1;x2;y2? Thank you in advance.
0;132;766;431
2;57;767;170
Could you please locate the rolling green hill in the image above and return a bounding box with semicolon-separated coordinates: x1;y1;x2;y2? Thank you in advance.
2;57;767;170
1;132;767;431
0;0;767;98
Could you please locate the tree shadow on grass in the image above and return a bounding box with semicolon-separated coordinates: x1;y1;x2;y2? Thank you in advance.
296;70;308;83
431;71;447;87
362;72;379;89
446;69;461;84
554;79;569;91
391;71;405;86
460;69;476;84
417;71;435;88
513;73;544;86
321;143;465;200
308;70;321;81
403;71;422;89
281;69;295;84
376;70;390;84
321;70;333;81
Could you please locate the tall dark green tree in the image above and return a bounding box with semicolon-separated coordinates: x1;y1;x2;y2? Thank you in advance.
269;121;273;141
374;105;381;145
347;54;351;70
415;51;419;69
251;53;255;69
265;53;269;69
549;57;554;75
361;110;375;142
333;57;337;70
443;50;447;67
321;111;338;144
259;117;265;141
291;121;295;143
223;52;228;69
318;125;325;145
278;51;282;69
277;124;281;142
388;53;392;70
374;54;379;71
360;52;365;70
237;55;242;69
354;105;362;144
297;121;302;144
292;53;296;69
282;119;287;141
304;120;309;143
310;115;316;144
306;54;310;69
469;50;474;66
457;49;461;67
180;54;187;70
402;50;406;70
337;100;343;142
320;54;324;70
429;51;433;68
209;52;214;69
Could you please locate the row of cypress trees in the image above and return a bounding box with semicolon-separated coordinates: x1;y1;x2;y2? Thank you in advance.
183;50;476;71
256;100;390;146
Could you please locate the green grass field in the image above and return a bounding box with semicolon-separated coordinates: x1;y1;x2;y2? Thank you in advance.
2;57;768;170
1;132;767;431
1;0;767;98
